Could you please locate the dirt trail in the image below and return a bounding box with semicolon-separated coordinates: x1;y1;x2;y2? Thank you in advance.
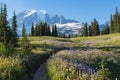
33;62;48;80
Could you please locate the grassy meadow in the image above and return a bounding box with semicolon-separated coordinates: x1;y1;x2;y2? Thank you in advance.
0;33;120;80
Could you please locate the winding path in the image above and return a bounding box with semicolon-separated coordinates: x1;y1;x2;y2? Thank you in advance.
33;63;48;80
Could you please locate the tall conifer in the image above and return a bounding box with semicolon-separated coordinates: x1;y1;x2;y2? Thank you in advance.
11;11;18;46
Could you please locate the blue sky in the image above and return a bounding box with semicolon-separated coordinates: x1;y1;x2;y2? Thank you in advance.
1;0;120;24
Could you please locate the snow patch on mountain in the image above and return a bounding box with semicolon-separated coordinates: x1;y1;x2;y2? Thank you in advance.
56;23;84;34
24;9;37;18
40;10;47;14
8;9;84;35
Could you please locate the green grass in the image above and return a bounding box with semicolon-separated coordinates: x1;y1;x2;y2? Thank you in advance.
1;33;120;80
71;33;120;47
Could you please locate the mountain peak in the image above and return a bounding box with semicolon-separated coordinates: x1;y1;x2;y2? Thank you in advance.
23;9;37;17
8;9;83;35
40;10;47;14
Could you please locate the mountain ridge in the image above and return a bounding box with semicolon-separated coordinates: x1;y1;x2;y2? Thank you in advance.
8;9;83;35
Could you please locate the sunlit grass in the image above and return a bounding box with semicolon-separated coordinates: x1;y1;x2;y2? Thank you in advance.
1;33;120;79
71;33;120;47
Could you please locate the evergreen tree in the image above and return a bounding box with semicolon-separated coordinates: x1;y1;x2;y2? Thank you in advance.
52;24;55;36
115;8;119;32
22;23;26;37
91;22;94;36
21;23;30;55
113;8;119;33
11;11;18;46
51;24;58;37
88;26;92;36
41;22;46;36
46;25;51;36
0;3;4;43
101;28;105;35
31;22;34;36
54;24;58;37
34;24;38;36
3;3;8;44
118;13;120;32
105;22;110;34
110;14;114;33
44;22;48;36
93;18;100;36
101;23;110;35
0;3;11;45
82;22;88;36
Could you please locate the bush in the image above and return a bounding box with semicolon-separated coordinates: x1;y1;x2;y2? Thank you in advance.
0;43;14;56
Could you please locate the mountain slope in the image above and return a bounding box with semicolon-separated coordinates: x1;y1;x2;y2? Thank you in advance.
8;9;83;35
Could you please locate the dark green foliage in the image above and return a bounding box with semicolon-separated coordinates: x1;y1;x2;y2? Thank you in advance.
31;22;52;36
0;3;18;57
101;23;110;35
0;3;7;44
88;19;100;36
34;24;38;36
46;25;51;36
52;24;58;37
11;11;18;46
110;7;120;33
93;18;100;36
82;22;88;36
88;26;92;36
110;14;114;33
21;23;31;55
0;3;15;46
54;24;58;37
51;24;55;36
22;23;26;37
118;14;120;32
31;22;34;36
114;8;119;33
0;43;14;56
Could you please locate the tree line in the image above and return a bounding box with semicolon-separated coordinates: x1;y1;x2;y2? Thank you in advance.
0;3;30;56
82;7;120;37
30;22;58;37
0;3;18;47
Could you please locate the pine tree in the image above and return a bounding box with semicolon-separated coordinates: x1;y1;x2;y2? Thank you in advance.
22;23;26;37
88;26;92;36
82;22;88;36
3;3;8;44
93;18;100;36
0;3;4;43
113;8;119;33
0;3;11;45
31;22;34;36
51;24;58;37
105;22;110;34
54;24;58;37
118;13;120;32
21;23;30;55
101;23;110;35
44;22;47;36
46;25;51;36
34;24;37;36
11;11;18;46
110;14;114;33
42;22;45;36
91;22;94;36
52;24;55;36
115;8;119;32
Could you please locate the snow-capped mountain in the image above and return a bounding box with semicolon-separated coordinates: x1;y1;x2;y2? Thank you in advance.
8;9;83;35
56;23;84;34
